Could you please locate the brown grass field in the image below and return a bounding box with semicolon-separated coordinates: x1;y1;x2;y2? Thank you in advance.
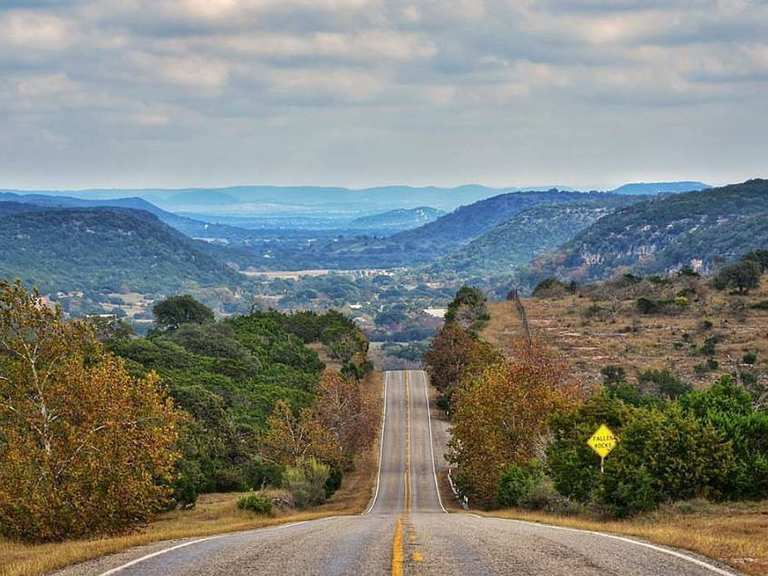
0;372;383;576
483;500;768;576
483;276;768;392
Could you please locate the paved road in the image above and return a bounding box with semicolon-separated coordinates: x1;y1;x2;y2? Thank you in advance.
57;370;739;576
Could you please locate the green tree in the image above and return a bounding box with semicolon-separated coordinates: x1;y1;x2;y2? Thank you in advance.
712;260;762;294
153;295;214;330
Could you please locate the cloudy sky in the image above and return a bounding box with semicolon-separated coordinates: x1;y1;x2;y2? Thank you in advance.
1;0;766;190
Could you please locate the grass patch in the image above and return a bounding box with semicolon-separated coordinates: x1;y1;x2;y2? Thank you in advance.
483;499;768;576
0;372;383;576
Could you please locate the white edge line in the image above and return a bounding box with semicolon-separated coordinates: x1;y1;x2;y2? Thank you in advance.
468;515;738;576
364;370;388;515
96;521;310;576
97;537;221;576
421;370;447;513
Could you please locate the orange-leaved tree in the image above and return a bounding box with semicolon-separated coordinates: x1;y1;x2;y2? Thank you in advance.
0;281;181;541
261;400;340;468
313;370;377;469
448;338;580;505
424;323;502;410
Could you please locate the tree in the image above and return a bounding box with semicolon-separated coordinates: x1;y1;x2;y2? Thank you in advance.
261;400;339;468
448;340;579;505
743;250;768;273
423;323;501;409
445;286;490;333
713;260;762;294
0;281;181;541
153;295;214;330
312;371;376;468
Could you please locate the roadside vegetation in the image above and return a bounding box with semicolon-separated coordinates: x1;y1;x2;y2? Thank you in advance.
426;258;768;572
0;282;379;573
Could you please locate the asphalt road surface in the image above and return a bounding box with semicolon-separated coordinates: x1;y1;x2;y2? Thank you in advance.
56;370;740;576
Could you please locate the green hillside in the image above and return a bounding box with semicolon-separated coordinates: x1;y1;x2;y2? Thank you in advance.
536;179;768;282
0;206;242;293
272;190;608;269
430;196;640;277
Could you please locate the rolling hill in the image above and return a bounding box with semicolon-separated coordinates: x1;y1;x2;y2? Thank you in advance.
430;196;642;278
609;181;710;196
0;205;243;293
534;179;768;282
348;207;445;232
0;191;265;243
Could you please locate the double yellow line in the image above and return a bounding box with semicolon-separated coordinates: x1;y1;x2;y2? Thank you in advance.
391;371;412;576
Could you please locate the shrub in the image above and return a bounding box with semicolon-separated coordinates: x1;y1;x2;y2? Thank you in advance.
237;493;273;515
699;335;720;357
597;404;735;517
497;461;543;508
681;377;768;500
750;300;768;311
283;458;330;509
600;365;624;386
324;465;343;498
637;369;692;399
547;391;633;503
519;479;584;515
742;351;758;365
636;297;661;314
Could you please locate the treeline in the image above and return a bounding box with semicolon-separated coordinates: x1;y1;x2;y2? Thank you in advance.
0;284;374;542
425;286;768;517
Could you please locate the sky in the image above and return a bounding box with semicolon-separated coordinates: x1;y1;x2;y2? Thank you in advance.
1;0;767;191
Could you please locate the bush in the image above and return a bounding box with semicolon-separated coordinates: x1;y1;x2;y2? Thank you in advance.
237;493;273;515
547;391;632;503
597;404;735;517
681;377;768;500
712;260;762;294
519;479;584;515
742;351;758;365
497;461;543;508
324;465;344;498
637;369;692;399
636;297;661;314
283;458;330;509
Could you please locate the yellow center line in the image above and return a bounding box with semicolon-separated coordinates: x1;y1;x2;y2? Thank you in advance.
391;517;404;576
392;371;414;576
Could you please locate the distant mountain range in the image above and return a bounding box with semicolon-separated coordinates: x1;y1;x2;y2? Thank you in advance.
4;178;759;297
610;181;710;196
0;180;707;218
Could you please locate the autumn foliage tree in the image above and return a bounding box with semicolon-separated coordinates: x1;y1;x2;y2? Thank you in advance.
0;281;181;541
313;370;377;469
448;339;580;505
424;323;502;410
261;400;340;468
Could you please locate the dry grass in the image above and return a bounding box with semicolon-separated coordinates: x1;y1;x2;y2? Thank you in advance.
0;372;384;576
484;276;768;391
484;500;768;576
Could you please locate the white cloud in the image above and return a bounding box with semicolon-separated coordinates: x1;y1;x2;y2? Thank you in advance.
0;0;766;188
0;10;74;50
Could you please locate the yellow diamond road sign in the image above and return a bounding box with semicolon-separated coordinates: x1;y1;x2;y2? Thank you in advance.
587;424;617;458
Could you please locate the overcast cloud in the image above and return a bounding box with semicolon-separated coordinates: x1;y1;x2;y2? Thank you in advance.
1;0;766;190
